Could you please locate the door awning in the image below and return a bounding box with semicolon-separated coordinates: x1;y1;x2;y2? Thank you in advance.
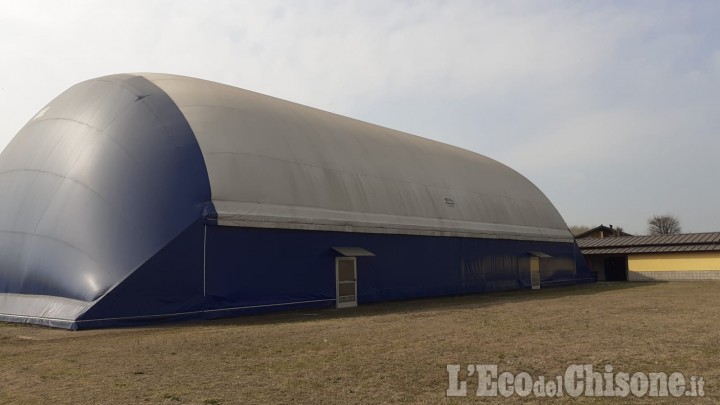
528;251;552;258
332;247;375;257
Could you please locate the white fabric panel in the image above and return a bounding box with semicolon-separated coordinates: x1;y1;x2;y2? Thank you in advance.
143;73;573;243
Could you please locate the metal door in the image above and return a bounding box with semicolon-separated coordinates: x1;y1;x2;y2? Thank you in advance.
336;257;357;308
530;256;541;289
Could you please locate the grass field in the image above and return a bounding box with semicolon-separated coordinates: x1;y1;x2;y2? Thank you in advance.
1;281;718;404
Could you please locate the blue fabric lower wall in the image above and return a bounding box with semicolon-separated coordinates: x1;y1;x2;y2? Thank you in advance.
75;225;589;329
204;226;583;310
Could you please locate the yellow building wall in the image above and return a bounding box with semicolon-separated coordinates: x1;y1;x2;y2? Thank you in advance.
629;252;720;272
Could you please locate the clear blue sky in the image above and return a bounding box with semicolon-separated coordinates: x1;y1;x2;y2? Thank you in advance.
2;1;719;235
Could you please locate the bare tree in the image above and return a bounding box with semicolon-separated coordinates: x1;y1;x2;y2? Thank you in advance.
647;214;681;235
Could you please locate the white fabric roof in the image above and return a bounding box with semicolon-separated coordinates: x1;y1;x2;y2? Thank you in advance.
143;73;572;242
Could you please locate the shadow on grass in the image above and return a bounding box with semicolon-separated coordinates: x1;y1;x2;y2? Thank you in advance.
194;281;662;329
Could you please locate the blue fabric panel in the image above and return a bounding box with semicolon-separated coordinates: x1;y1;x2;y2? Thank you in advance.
203;226;584;313
66;225;588;329
352;233;462;302
76;219;206;328
205;226;337;309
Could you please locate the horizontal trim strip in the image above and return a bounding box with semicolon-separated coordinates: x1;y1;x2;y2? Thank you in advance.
74;298;336;324
213;201;572;243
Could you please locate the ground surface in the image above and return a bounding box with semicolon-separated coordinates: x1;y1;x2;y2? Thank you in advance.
1;281;718;404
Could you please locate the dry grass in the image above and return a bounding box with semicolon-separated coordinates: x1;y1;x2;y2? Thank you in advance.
1;281;719;404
